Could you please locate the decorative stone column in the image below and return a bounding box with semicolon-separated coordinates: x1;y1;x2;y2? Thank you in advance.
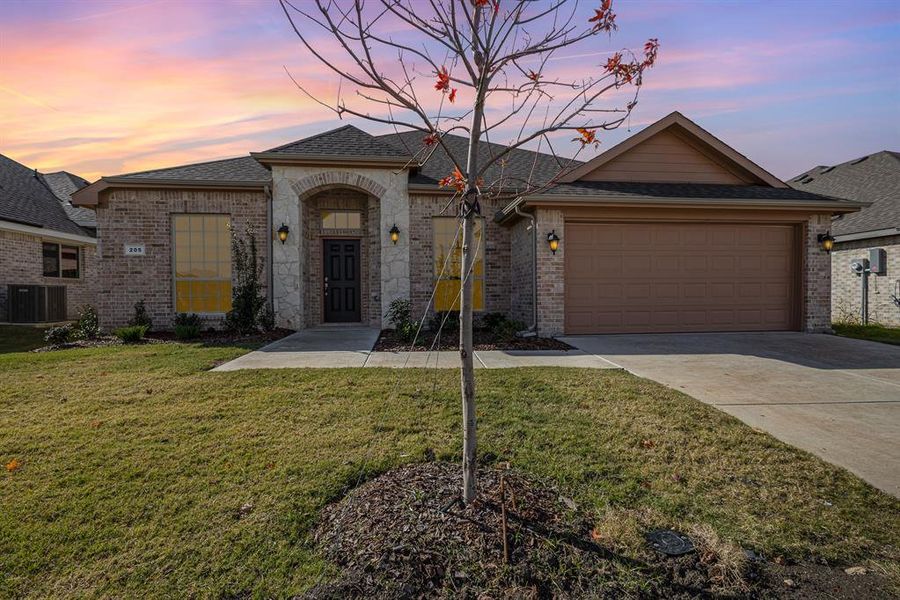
379;174;411;320
804;213;832;333
271;169;304;330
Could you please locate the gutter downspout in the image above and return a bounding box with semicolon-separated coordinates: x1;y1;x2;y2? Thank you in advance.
265;184;274;313
514;203;538;336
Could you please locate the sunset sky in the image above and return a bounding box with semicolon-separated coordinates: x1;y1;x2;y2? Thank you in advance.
1;0;898;182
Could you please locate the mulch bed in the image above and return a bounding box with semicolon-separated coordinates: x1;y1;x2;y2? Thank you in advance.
305;462;893;599
374;329;573;352
32;328;293;353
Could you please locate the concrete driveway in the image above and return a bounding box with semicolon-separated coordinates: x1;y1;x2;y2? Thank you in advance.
560;332;900;497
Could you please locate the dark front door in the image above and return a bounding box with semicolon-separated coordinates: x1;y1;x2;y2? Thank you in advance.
323;239;361;323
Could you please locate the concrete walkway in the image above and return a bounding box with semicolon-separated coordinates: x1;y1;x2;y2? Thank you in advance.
561;332;900;497
213;328;617;371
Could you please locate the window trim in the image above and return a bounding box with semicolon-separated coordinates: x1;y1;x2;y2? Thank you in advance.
431;216;486;312
171;213;233;316
320;209;363;231
42;242;80;279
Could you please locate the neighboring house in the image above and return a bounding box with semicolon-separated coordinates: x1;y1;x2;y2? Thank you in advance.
72;112;860;335
0;153;97;322
790;151;900;327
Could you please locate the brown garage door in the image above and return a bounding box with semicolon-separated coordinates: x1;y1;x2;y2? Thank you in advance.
564;222;798;334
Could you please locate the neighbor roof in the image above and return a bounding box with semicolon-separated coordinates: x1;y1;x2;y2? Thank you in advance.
790;151;900;237
42;171;96;228
0;153;91;237
111;156;270;184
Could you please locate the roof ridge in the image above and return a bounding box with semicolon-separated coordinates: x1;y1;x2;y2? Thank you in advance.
264;124;357;153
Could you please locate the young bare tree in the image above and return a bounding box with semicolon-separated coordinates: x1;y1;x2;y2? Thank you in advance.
280;0;658;504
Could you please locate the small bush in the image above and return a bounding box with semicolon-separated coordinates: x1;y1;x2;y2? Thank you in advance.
385;299;418;342
493;318;525;342
225;225;267;335
429;311;459;334
44;325;72;346
75;305;100;340
479;312;507;331
258;304;276;333
129;300;152;331
174;313;202;328
114;325;148;343
174;324;201;340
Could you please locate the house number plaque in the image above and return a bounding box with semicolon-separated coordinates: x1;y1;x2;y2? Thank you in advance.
124;244;146;256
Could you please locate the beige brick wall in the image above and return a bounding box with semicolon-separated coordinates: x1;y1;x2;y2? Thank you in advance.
301;188;381;328
408;194;510;325
803;214;833;332
0;229;97;321
509;216;535;327
95;188;268;330
831;235;900;327
534;209;565;337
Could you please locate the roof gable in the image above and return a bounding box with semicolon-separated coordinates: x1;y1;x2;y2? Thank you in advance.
561;112;787;188
260;125;412;162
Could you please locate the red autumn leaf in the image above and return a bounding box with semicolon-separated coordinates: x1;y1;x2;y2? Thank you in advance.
588;0;616;32
527;70;541;82
439;167;467;192
573;127;599;148
642;38;660;68
448;88;457;103
604;52;622;74
6;458;20;472
434;66;451;92
590;527;603;541
423;132;439;146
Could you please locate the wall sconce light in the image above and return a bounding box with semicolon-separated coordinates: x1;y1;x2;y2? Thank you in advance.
277;223;290;244
547;230;560;254
389;224;400;245
817;232;835;253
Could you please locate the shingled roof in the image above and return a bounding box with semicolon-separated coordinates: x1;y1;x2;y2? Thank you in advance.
790;151;900;237
111;156;270;184
42;171;96;228
263;125;411;160
0;153;91;237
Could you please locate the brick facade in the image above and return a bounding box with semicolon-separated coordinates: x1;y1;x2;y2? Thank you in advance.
509;217;535;327
533;209;565;337
408;193;511;325
802;214;833;332
94;188;268;330
0;228;97;322
831;235;900;327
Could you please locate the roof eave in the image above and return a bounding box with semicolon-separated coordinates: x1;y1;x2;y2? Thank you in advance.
0;219;97;245
250;152;413;168
72;177;267;206
834;227;900;243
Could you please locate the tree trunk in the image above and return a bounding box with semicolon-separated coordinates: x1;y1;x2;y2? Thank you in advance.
460;209;477;505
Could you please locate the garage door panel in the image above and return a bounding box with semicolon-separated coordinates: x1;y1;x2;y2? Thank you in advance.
564;222;798;334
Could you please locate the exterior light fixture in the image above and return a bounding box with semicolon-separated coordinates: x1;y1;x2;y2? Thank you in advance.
389;224;400;245
547;230;560;254
277;223;290;244
817;232;835;253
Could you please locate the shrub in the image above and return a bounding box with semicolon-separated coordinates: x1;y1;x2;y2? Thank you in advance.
493;318;525;342
44;325;72;346
479;312;507;331
258;304;276;333
174;324;201;340
224;225;267;335
429;311;459;334
173;313;202;340
385;298;418;342
114;325;148;343
129;300;152;331
75;305;100;340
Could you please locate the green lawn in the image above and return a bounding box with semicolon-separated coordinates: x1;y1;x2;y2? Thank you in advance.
0;324;51;354
833;322;900;346
0;343;897;598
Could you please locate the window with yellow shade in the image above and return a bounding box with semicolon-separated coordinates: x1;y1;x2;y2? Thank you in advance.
172;214;232;313
433;216;484;311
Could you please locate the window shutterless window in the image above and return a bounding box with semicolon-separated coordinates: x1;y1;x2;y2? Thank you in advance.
172;214;232;314
42;242;79;279
321;210;362;230
432;217;484;312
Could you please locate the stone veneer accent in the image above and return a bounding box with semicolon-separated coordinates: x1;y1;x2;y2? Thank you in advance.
94;188;267;330
271;166;409;329
831;234;900;327
0;229;97;321
408;194;511;324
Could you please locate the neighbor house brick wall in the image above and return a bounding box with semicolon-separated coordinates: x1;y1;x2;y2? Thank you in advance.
534;208;565;337
831;235;900;327
803;213;833;333
408;194;511;326
95;188;267;330
302;188;381;328
509;216;535;327
0;228;96;322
